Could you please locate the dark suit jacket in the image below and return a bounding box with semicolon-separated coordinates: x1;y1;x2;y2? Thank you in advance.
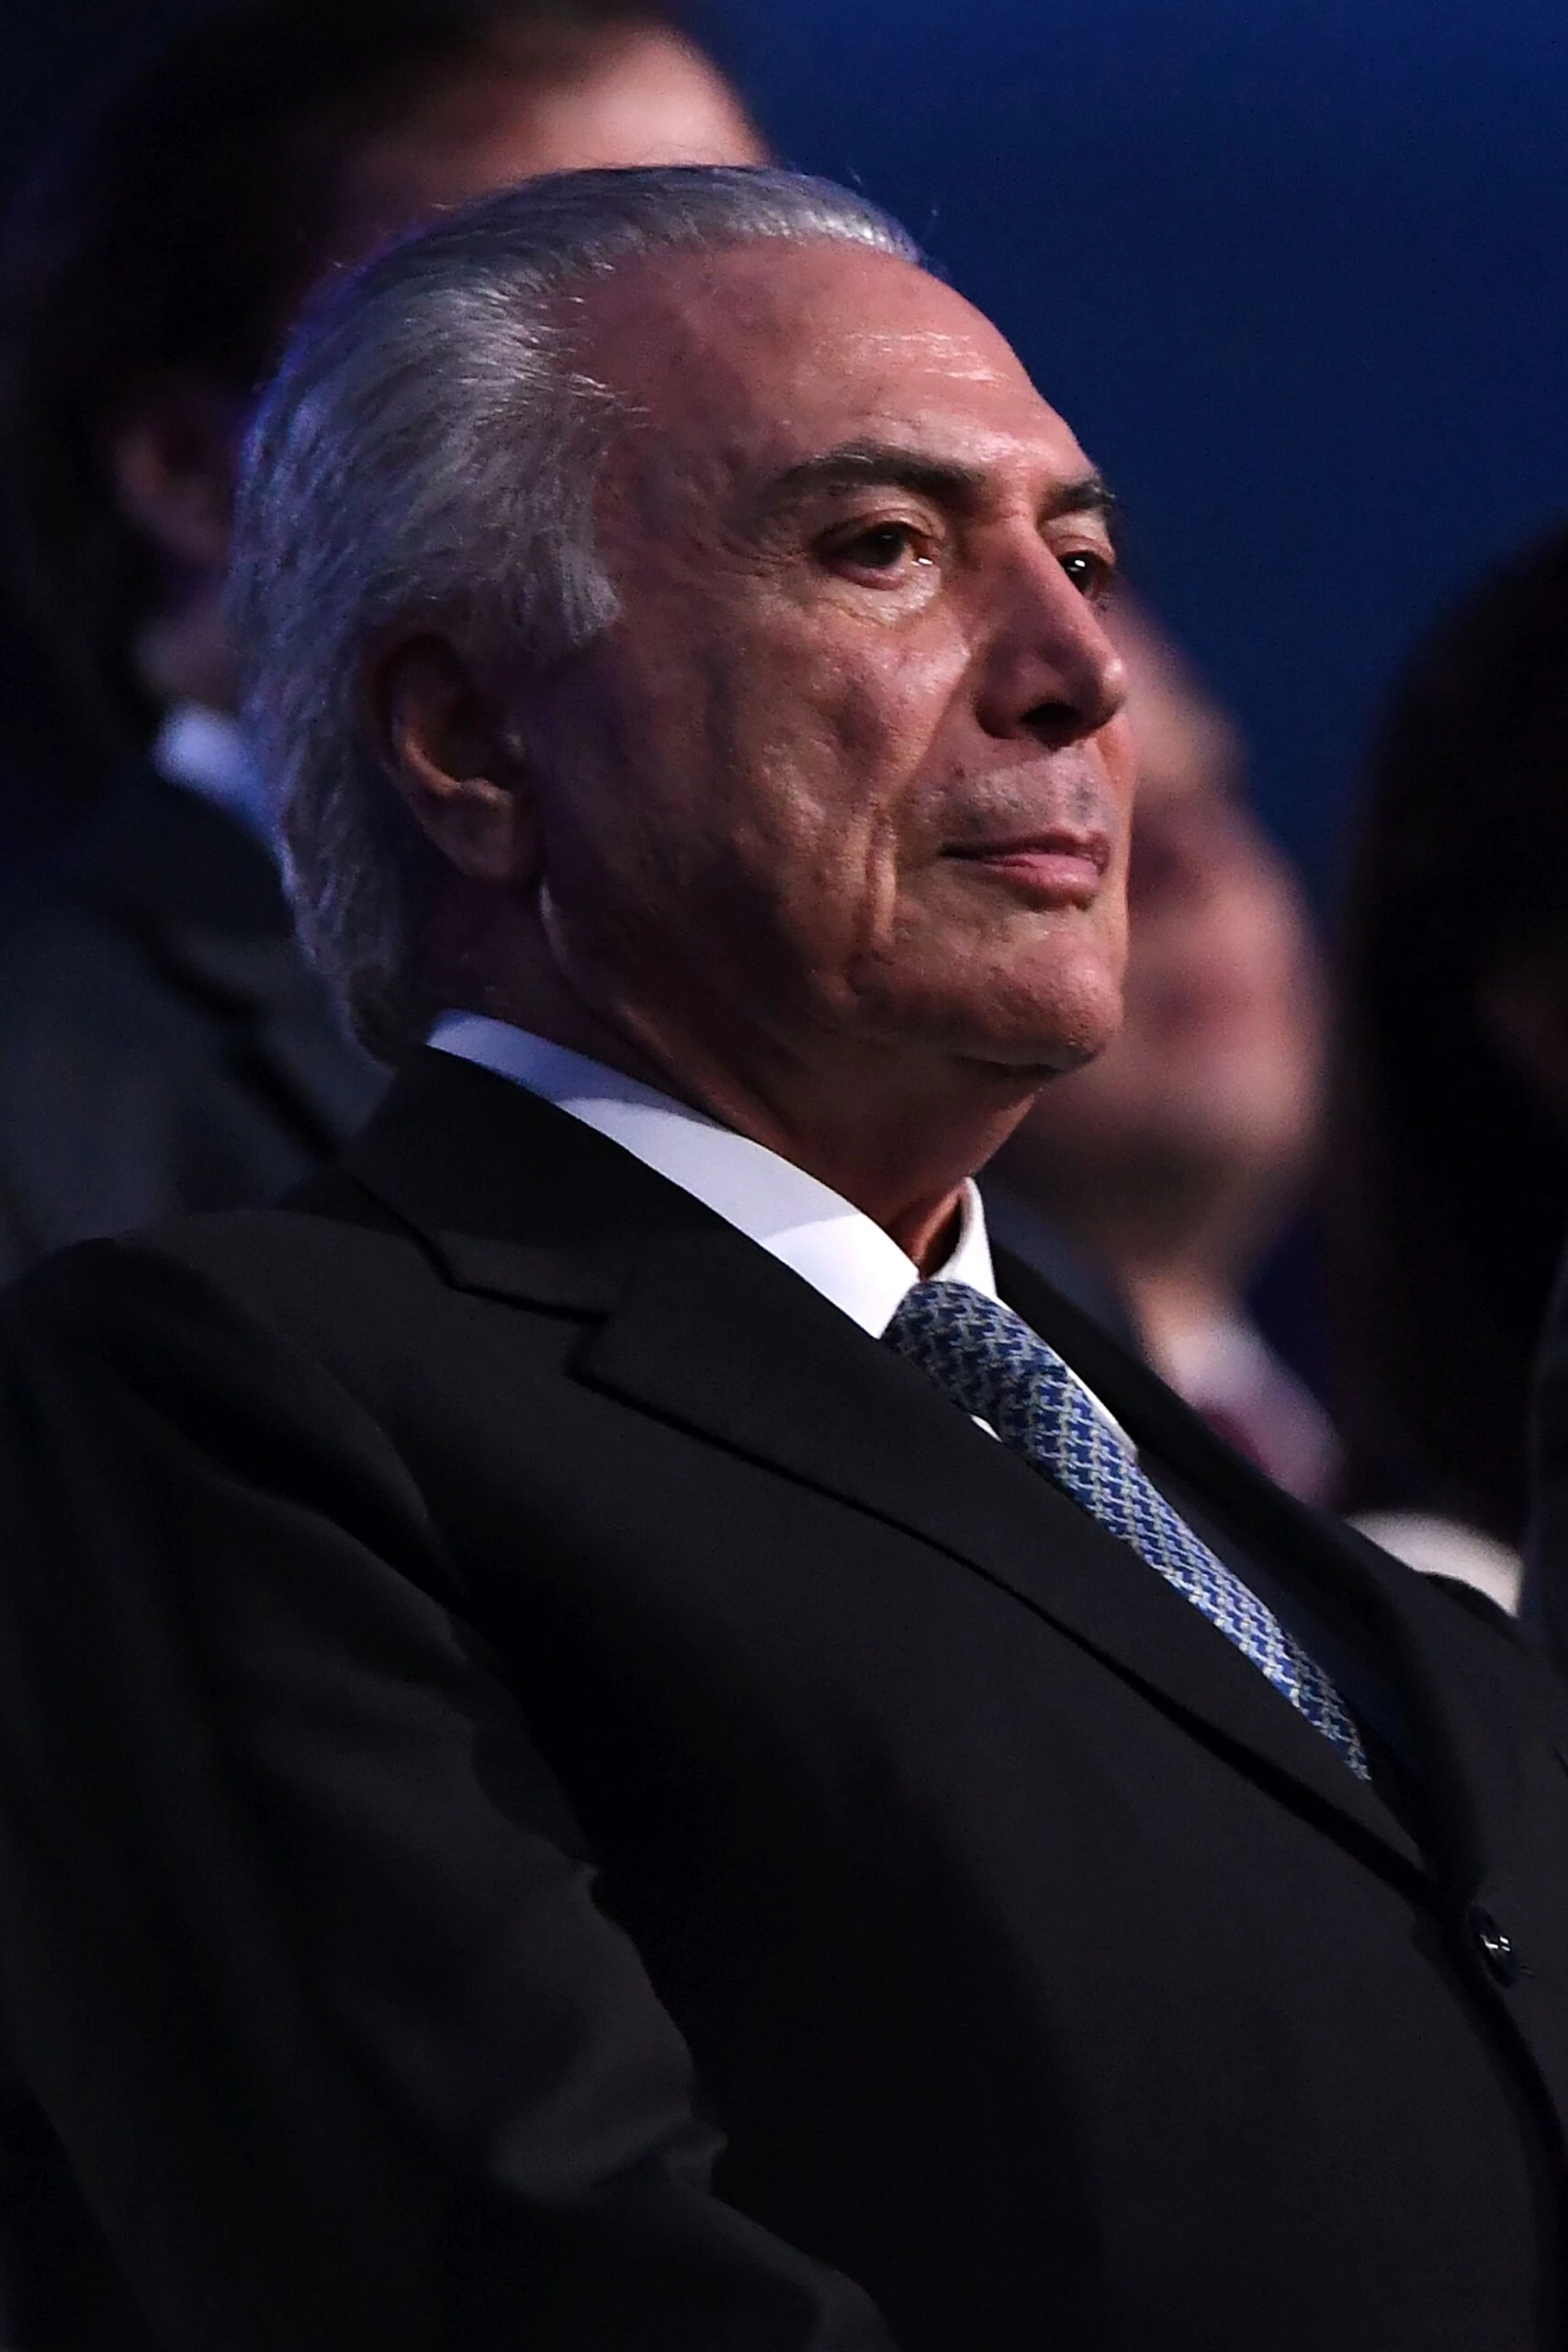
2;1050;1568;2350
0;766;384;1285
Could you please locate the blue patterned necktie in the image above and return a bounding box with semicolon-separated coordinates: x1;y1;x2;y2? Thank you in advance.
884;1280;1371;1781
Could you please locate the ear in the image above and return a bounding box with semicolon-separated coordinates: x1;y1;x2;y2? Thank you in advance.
102;373;242;572
365;630;537;885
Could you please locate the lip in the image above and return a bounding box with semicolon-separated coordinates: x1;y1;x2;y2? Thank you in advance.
942;829;1111;907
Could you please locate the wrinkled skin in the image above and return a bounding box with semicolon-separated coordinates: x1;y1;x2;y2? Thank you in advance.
385;239;1134;1261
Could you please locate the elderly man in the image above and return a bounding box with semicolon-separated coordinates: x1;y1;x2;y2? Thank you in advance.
0;169;1564;2352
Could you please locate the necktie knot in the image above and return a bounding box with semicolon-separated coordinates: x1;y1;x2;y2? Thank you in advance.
885;1280;1125;1473
884;1279;1371;1781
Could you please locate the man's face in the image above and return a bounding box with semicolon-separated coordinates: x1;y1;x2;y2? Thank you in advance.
524;241;1133;1088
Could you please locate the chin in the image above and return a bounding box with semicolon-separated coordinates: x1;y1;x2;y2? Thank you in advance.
853;922;1129;1073
1011;953;1126;1067
925;969;1126;1076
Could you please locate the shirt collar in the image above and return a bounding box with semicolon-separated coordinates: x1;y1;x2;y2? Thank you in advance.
427;1010;998;1339
150;704;277;852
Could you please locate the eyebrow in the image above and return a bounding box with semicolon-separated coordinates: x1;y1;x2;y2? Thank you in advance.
753;438;1117;529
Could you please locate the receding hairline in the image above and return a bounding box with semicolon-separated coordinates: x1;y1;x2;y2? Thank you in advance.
557;215;927;302
536;232;962;428
538;239;1100;525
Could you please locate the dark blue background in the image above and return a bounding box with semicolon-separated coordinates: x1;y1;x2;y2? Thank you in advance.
712;0;1568;900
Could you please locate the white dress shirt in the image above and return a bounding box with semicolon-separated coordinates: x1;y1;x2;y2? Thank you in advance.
425;1027;1405;1773
151;704;277;851
428;1011;998;1337
428;1012;1130;1448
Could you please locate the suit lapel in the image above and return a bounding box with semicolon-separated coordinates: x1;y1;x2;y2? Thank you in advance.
346;1055;1421;1871
577;1223;1422;1871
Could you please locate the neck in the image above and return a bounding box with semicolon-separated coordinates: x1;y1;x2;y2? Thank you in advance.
429;892;1038;1274
669;1049;1014;1271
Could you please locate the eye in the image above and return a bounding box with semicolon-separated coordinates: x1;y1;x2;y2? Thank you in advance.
828;519;938;578
852;524;919;568
1058;547;1116;603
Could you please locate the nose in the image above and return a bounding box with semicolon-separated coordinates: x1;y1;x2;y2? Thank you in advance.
971;534;1127;749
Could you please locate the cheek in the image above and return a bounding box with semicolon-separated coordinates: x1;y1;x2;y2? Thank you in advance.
795;629;976;854
542;589;978;1010
743;620;951;784
722;630;973;954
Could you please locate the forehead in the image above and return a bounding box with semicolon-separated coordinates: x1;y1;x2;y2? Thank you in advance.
574;239;1092;496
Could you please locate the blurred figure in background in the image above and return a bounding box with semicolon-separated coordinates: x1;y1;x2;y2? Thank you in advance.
1529;1250;1568;1663
1334;526;1568;1616
0;0;760;1283
988;597;1337;1502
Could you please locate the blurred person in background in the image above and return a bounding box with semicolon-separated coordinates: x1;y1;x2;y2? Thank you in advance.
1331;525;1568;1617
0;0;761;1283
988;596;1338;1502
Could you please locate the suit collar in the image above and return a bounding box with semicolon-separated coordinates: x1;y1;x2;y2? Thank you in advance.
424;1015;998;1340
341;1049;723;1313
345;1052;1519;1881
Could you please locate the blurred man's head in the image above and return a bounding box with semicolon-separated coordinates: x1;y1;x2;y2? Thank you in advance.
997;598;1322;1274
0;0;761;757
231;168;1133;1250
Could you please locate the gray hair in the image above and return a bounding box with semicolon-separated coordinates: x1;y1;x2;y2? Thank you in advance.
229;164;920;1061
